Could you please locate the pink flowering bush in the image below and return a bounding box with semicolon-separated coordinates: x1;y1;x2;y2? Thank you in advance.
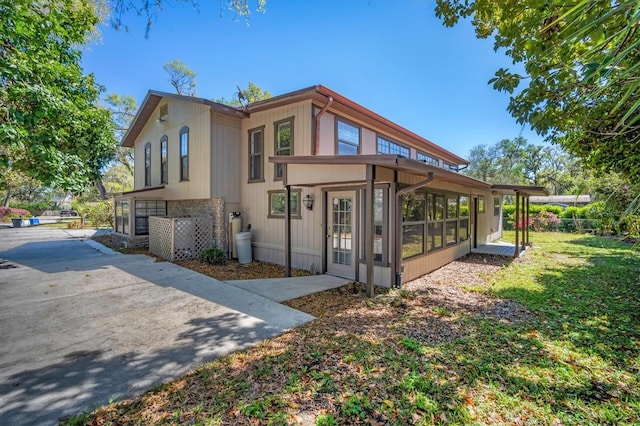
531;211;561;232
0;207;32;221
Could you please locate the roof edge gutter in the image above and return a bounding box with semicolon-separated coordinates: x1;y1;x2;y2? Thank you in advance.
314;95;334;155
394;172;434;288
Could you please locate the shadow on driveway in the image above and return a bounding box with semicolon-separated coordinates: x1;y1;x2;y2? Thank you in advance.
0;228;314;425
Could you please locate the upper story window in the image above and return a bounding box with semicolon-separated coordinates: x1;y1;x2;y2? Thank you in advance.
144;143;151;187
274;117;294;180
377;136;409;157
248;126;264;182
179;126;189;181
417;151;439;166
160;135;168;184
337;119;360;155
443;161;459;172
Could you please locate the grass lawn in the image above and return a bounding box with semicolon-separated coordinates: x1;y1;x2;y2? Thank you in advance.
66;232;639;425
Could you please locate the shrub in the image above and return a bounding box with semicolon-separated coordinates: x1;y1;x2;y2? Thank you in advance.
87;200;114;228
10;201;52;216
198;247;228;265
585;201;616;234
0;207;31;221
531;210;561;232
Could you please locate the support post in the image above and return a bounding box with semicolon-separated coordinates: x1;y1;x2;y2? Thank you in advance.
521;195;526;252
514;191;520;258
284;183;291;277
365;165;375;298
526;197;530;246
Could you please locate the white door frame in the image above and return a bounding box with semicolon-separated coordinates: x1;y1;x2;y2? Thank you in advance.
326;190;356;279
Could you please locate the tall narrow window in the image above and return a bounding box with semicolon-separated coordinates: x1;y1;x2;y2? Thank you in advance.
337;119;360;155
377;136;409;157
144;143;151;186
248;126;264;182
445;194;459;246
459;195;469;241
428;193;444;251
179;126;189;181
274;117;294;180
401;190;426;259
160;136;168;184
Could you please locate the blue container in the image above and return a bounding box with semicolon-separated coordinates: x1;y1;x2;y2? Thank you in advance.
29;218;39;225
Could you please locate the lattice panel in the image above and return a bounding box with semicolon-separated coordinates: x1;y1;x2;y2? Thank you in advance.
149;216;173;260
149;216;213;261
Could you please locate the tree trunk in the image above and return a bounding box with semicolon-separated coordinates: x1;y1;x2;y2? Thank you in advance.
3;189;11;207
95;179;108;200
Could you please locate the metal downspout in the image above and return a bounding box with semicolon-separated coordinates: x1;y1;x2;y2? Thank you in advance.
314;96;334;155
394;172;434;288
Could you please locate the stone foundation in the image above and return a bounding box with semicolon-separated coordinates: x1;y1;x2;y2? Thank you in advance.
112;198;227;251
167;198;226;251
113;232;149;249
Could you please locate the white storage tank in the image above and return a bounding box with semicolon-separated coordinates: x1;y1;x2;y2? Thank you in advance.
230;212;242;258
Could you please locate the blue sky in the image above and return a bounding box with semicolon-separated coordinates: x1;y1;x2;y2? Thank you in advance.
82;0;543;159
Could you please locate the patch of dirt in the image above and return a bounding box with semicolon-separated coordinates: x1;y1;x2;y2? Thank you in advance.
91;234;311;281
175;259;311;281
402;253;532;323
285;253;532;349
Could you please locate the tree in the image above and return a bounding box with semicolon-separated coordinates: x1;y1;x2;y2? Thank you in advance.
464;137;583;194
436;0;640;184
103;94;136;175
109;0;266;36
0;0;116;193
163;59;197;96
214;82;272;106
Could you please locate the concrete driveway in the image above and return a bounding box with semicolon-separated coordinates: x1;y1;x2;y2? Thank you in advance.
0;227;316;425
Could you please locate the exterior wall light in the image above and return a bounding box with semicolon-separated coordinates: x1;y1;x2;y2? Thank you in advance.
303;194;314;211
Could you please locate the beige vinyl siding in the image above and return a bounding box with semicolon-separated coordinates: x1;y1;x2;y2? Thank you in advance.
360;128;377;155
210;112;242;203
132;99;212;200
316;113;335;155
240;100;320;270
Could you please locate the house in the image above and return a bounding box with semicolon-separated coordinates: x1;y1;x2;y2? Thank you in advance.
114;85;547;290
529;194;591;208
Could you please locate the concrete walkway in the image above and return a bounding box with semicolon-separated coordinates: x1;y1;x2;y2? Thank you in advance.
0;227;315;425
226;275;351;302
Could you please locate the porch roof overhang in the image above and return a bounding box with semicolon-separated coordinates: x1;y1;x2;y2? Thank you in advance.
116;185;165;198
491;184;549;197
269;155;491;189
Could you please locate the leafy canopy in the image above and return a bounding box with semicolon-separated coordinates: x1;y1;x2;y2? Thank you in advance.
436;0;640;183
0;0;116;193
163;59;197;96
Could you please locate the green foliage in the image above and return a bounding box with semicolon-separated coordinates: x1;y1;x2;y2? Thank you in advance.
585;201;616;235
9;200;52;216
0;0;117;192
198;247;228;266
214;82;272;106
163;59;197;96
109;0;266;36
437;1;640;184
87;200;113;228
464;137;582;193
316;414;337;426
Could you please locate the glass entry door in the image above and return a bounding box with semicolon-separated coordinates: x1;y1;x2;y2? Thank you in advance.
327;192;355;279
